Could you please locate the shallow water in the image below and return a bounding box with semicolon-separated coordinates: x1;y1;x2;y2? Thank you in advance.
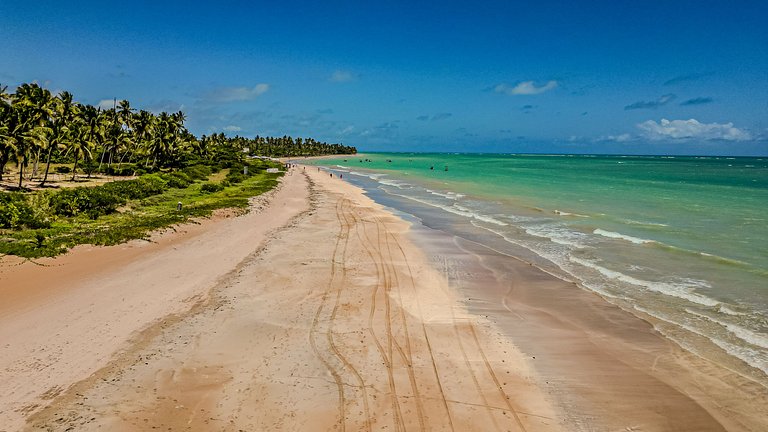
304;152;768;384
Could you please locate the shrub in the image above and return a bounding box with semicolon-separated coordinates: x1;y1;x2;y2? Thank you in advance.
103;165;136;176
24;192;54;228
55;166;71;174
200;182;224;193
181;165;212;180
161;171;193;189
0;192;52;229
100;177;166;200
225;163;255;184
0;199;20;229
50;187;126;218
226;173;245;184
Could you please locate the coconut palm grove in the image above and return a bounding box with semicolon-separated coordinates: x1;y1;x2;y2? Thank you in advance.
0;82;356;257
0;82;356;188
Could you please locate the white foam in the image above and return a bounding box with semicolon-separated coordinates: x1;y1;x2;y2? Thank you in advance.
554;210;590;218
686;309;768;350
594;229;655;244
570;257;719;307
379;179;412;189
426;189;465;200
624;219;669;227
348;171;386;180
719;304;747;316
636;306;768;376
524;225;589;248
391;194;507;226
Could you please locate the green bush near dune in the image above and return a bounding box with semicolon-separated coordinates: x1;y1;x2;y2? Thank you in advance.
48;176;169;219
49;187;126;219
0;161;284;258
161;171;193;189
200;182;225;194
100;175;166;199
0;192;52;229
181;164;214;180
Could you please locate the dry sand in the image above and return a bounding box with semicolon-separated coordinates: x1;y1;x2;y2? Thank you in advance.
1;166;766;431
1;168;559;431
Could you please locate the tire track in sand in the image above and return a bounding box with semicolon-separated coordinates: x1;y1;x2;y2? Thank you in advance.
308;198;348;431
373;215;429;431
436;255;503;432
356;208;405;431
387;230;456;431
438;253;528;432
327;198;373;431
467;323;528;432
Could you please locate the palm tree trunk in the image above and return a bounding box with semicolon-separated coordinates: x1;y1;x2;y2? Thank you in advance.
32;149;40;179
98;145;108;171
18;160;24;188
118;149;132;168
0;155;7;181
39;146;54;187
71;153;79;181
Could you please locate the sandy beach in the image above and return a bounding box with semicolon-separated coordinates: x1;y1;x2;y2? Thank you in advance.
1;167;766;431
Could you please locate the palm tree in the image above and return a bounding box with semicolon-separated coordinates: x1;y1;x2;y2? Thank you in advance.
127;109;154;167
9;83;55;188
99;107;123;171
0;84;12;181
66;104;99;181
39;91;76;186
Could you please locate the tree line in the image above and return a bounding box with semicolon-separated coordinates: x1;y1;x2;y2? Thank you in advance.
0;82;356;189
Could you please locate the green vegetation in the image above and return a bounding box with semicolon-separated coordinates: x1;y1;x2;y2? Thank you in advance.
0;81;355;258
0;159;281;258
0;82;355;189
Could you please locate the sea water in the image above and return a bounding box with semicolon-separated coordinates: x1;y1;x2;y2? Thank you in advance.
305;153;768;383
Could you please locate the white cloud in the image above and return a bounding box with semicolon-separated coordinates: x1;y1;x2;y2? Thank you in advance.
637;118;751;141
596;133;633;142
146;100;185;113
223;125;242;132
204;84;269;102
495;80;558;96
97;99;117;110
340;125;355;135
329;70;356;82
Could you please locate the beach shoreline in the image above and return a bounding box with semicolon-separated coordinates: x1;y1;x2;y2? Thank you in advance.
306;158;768;430
1;164;765;430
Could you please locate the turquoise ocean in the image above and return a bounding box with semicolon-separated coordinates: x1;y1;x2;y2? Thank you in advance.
305;152;768;383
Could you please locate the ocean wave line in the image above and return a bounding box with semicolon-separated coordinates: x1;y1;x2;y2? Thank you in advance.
593;228;655;244
570;257;719;307
387;192;508;226
685;309;768;350
635;306;768;376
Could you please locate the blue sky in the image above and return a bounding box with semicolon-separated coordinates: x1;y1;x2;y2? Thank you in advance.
2;0;767;155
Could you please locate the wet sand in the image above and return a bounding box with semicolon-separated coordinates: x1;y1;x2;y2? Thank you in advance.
413;230;768;431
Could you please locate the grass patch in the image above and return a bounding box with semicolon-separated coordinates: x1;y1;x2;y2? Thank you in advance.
0;161;283;258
